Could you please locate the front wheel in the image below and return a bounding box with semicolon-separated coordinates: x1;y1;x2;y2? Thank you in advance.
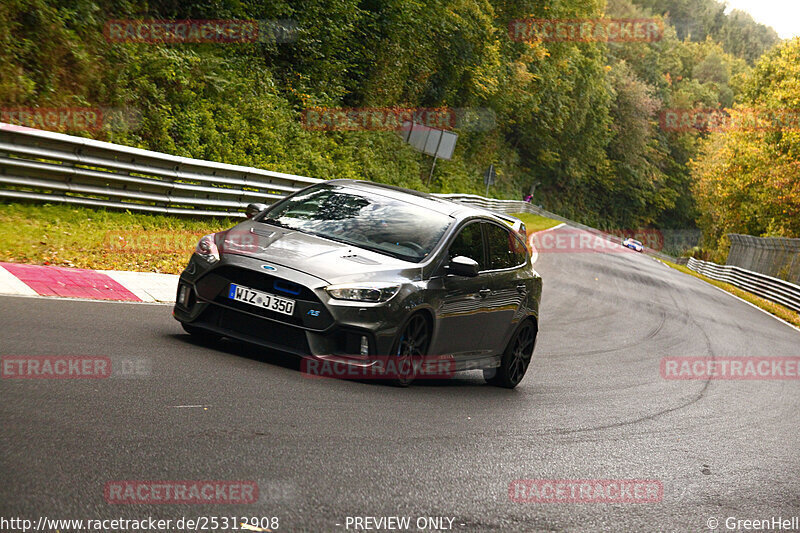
390;314;431;387
485;320;537;389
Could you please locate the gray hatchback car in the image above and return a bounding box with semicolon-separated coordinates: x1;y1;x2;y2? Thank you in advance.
173;180;542;387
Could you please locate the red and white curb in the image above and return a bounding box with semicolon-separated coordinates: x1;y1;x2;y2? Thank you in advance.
0;262;177;303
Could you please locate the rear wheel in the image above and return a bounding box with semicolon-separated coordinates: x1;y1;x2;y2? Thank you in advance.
181;323;222;344
390;314;431;387
485;320;537;389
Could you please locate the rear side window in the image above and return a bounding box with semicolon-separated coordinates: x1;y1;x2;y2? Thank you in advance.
484;223;527;270
448;222;486;270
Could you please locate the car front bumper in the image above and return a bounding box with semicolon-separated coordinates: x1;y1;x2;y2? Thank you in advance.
172;253;407;361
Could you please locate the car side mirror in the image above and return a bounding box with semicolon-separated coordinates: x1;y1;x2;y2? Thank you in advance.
446;256;480;277
245;203;269;219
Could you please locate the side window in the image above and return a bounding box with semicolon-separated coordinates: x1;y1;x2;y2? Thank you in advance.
448;222;485;270
485;223;527;270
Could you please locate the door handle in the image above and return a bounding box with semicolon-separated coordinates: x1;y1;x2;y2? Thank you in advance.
479;289;491;298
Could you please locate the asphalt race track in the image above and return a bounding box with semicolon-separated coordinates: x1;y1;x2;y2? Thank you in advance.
1;241;799;532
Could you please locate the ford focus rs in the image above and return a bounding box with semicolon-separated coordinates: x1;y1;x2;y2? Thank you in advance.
173;180;542;387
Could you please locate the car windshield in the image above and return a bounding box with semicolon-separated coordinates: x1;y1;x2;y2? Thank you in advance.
258;185;453;262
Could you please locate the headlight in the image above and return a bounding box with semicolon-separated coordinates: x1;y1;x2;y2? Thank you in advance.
195;234;220;263
325;283;401;303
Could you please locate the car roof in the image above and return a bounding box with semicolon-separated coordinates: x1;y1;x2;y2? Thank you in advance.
325;179;521;225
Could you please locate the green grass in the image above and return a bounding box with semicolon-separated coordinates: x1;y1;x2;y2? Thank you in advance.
511;212;561;232
0;202;235;274
660;259;800;329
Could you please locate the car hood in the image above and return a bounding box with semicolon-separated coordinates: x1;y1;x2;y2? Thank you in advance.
218;221;422;285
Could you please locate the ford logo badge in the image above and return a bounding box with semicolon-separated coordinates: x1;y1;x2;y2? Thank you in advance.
261;265;277;271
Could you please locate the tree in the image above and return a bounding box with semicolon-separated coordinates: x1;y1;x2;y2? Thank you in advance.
692;38;800;251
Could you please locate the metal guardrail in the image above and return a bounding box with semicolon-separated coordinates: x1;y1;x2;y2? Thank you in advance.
0;124;559;220
433;193;538;215
0;123;322;217
687;257;800;313
0;126;545;220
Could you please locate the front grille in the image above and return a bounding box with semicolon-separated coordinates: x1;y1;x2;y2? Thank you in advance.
196;306;311;355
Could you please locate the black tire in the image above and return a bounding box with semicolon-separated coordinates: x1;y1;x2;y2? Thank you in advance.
389;313;431;387
181;323;222;343
485;320;537;389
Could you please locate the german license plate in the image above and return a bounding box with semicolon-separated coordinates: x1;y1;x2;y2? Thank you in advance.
228;283;295;316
